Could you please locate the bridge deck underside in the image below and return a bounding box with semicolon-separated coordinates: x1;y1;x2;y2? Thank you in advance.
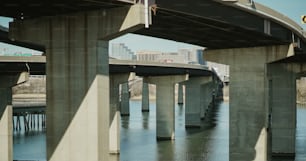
0;62;45;75
0;0;130;19
135;7;289;49
110;64;212;77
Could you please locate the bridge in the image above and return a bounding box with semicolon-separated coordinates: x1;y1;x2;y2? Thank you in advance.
0;0;306;161
0;55;222;154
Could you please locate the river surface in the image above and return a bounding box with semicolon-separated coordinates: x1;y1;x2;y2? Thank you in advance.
13;101;306;161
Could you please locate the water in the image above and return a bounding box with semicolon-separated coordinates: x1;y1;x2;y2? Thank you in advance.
13;101;306;161
295;105;306;161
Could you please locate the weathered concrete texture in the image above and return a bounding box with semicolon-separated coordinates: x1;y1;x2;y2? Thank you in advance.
268;63;296;156
183;76;212;127
141;81;150;112
44;40;111;161
110;74;129;154
9;4;146;161
205;45;293;161
147;75;188;140
120;82;130;116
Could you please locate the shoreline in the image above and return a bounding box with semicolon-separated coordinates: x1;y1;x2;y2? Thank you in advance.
12;94;305;105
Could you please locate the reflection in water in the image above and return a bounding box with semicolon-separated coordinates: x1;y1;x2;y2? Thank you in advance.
14;130;46;160
120;100;229;161
178;104;184;117
157;140;175;161
291;105;306;161
121;116;129;129
142;112;149;129
13;101;306;161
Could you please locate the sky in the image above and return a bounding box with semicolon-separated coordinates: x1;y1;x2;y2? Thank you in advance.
254;0;305;28
0;0;305;54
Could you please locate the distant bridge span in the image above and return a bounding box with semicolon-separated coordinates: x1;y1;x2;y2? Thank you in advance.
0;56;216;78
1;1;306;160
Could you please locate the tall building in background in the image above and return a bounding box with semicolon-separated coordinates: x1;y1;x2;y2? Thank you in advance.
136;48;202;64
195;49;205;65
136;50;161;62
111;43;135;60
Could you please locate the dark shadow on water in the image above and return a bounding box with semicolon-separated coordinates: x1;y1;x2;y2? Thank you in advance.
121;115;129;129
185;102;221;135
272;156;295;161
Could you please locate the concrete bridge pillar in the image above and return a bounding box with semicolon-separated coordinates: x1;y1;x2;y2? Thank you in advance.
205;44;294;161
10;4;147;161
141;81;150;112
110;74;129;154
0;72;28;161
268;63;297;157
183;76;212;127
120;82;130;116
146;75;188;140
177;83;184;105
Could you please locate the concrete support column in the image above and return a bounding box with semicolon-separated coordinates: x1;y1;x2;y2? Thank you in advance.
10;4;147;161
205;44;294;161
45;40;111;161
110;74;129;154
141;81;150;112
177;83;184;105
120;82;130;116
147;75;188;140
183;77;211;128
268;63;296;156
229;53;268;161
0;87;12;161
0;72;28;161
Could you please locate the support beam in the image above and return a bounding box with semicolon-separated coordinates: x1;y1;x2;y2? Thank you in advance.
0;72;28;161
0;88;12;161
177;83;184;105
9;4;146;161
268;63;296;157
120;82;130;116
141;81;150;112
110;74;129;154
183;76;212;128
147;75;188;140
205;45;293;161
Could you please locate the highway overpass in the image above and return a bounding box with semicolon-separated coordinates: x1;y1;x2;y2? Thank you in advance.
0;1;305;161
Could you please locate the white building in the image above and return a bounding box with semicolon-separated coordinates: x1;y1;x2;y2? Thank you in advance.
136;50;161;62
